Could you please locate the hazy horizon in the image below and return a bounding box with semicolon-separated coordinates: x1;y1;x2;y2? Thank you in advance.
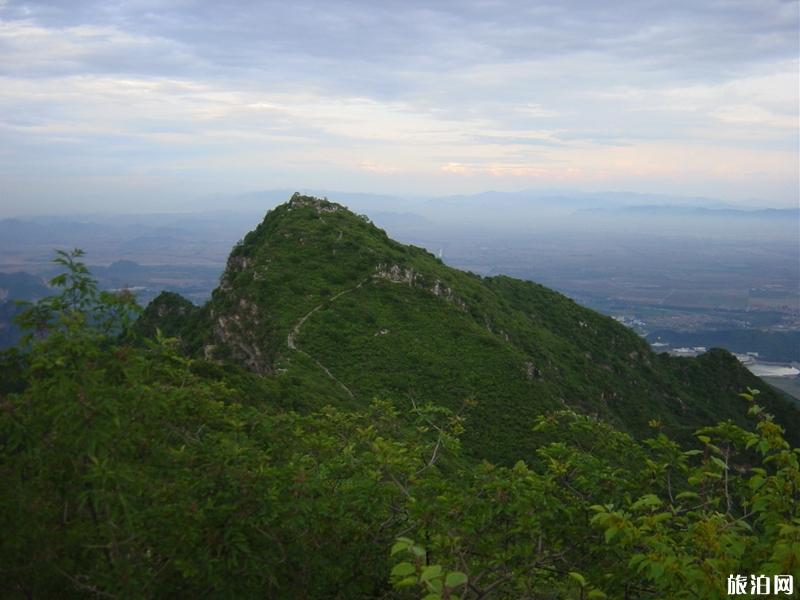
1;186;799;220
1;0;798;216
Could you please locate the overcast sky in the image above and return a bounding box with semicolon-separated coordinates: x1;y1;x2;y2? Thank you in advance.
0;0;798;215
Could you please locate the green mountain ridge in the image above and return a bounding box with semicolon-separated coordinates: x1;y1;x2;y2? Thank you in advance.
137;193;800;461
4;197;800;598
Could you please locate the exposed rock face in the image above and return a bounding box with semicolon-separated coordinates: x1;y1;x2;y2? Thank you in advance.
287;193;342;214
524;362;542;379
211;251;272;370
227;255;252;272
374;263;420;285
430;278;468;312
214;257;271;372
374;265;469;312
219;254;252;292
155;301;189;319
211;296;270;374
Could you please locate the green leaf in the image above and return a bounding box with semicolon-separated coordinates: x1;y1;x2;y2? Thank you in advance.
391;562;416;578
426;578;443;594
569;572;587;587
396;536;415;544
604;526;618;543
650;562;665;579
588;590;608;599
445;571;468;588
628;554;646;568
631;494;662;511
420;565;442;582
391;539;411;555
710;456;727;470
675;491;699;500
395;576;417;588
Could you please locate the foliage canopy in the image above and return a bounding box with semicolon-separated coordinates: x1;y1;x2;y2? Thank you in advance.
1;223;798;598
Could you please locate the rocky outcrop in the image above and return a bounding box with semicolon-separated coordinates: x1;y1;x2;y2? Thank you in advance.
524;361;542;380
374;264;469;313
219;254;253;292
374;264;420;286
211;296;270;374
287;193;343;214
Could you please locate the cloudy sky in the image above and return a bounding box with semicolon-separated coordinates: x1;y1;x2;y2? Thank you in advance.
0;0;798;214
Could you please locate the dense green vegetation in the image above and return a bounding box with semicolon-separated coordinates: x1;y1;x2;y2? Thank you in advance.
139;194;799;462
1;246;798;598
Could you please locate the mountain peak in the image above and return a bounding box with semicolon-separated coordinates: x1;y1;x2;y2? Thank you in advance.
139;192;800;462
287;192;344;213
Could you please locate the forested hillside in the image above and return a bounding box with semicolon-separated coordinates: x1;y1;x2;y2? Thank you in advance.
0;257;798;599
136;194;799;458
2;197;799;598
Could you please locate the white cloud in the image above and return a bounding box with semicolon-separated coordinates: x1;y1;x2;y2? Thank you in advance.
0;19;192;76
0;0;797;210
358;160;402;174
712;104;796;128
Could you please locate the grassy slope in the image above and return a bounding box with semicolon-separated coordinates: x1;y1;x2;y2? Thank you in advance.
141;195;800;462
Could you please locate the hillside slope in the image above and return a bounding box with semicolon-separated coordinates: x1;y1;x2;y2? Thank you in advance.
137;194;799;462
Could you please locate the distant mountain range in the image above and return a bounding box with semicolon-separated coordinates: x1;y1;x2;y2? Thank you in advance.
2;189;794;264
183;188;800;237
578;205;799;219
187;188;752;215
